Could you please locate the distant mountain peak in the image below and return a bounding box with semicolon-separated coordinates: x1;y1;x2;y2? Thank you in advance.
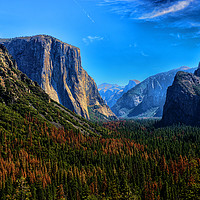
123;80;140;93
98;79;139;108
176;66;191;71
112;66;196;118
131;79;140;84
98;83;122;91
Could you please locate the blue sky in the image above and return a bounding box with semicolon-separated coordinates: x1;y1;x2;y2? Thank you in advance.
1;0;200;85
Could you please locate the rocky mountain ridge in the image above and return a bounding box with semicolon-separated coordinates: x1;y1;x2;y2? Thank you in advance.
0;35;116;120
0;43;107;135
98;80;140;108
161;63;200;126
112;66;196;118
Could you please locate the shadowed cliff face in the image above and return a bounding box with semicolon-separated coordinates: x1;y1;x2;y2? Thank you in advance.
161;69;200;126
0;35;116;120
111;67;196;118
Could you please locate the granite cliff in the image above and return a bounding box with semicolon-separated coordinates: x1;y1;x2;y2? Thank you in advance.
0;44;107;136
98;80;140;108
0;35;116;120
123;80;140;93
112;67;195;118
161;64;200;126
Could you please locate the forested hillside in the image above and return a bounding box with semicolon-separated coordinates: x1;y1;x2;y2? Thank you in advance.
1;117;200;199
0;44;200;199
0;35;116;120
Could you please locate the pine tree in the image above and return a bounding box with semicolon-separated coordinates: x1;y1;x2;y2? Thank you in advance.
12;177;32;200
56;184;66;200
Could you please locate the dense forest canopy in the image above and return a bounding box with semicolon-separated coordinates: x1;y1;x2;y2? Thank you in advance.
0;44;200;199
0;117;200;199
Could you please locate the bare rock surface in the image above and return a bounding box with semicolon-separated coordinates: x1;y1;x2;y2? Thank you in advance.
0;35;116;120
161;68;200;126
112;67;195;118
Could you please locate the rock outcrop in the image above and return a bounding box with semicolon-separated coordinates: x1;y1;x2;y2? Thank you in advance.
112;67;196;118
123;80;140;93
0;44;107;135
0;43;48;105
0;35;116;120
98;80;140;108
161;67;200;126
194;62;200;77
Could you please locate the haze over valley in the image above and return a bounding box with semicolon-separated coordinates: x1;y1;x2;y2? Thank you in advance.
1;0;200;199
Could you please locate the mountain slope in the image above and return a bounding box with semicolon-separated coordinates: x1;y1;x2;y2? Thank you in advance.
112;67;196;118
0;44;107;136
0;35;116;120
98;83;124;107
0;45;200;199
98;80;140;108
123;80;140;93
161;65;200;126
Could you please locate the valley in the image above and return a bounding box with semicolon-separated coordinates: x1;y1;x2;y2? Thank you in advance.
1;0;200;198
0;36;200;200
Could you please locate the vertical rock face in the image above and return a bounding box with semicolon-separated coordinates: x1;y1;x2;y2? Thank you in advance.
161;70;200;126
111;67;196;118
194;62;200;77
0;35;116;120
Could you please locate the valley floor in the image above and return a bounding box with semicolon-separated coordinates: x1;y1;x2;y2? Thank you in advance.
0;117;200;199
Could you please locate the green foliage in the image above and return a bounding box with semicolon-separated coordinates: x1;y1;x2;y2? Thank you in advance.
1;50;200;199
0;117;200;199
88;106;116;122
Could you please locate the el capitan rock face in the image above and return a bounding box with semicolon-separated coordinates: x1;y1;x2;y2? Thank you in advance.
0;35;116;120
112;67;196;118
161;69;200;126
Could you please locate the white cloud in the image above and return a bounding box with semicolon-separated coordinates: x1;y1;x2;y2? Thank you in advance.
189;22;200;28
129;42;137;48
101;0;200;37
170;33;182;39
101;0;200;27
139;0;193;19
83;36;104;45
169;30;200;39
88;36;104;42
140;51;149;57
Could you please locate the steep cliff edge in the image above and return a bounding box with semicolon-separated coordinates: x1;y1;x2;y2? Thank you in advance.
161;68;200;126
112;67;195;118
0;44;109;136
0;35;116;120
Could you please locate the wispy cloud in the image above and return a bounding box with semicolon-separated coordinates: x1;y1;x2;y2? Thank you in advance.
100;0;200;30
129;43;137;48
140;51;149;57
170;31;200;39
72;0;95;23
83;36;104;45
139;0;193;20
129;42;149;57
170;33;182;39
